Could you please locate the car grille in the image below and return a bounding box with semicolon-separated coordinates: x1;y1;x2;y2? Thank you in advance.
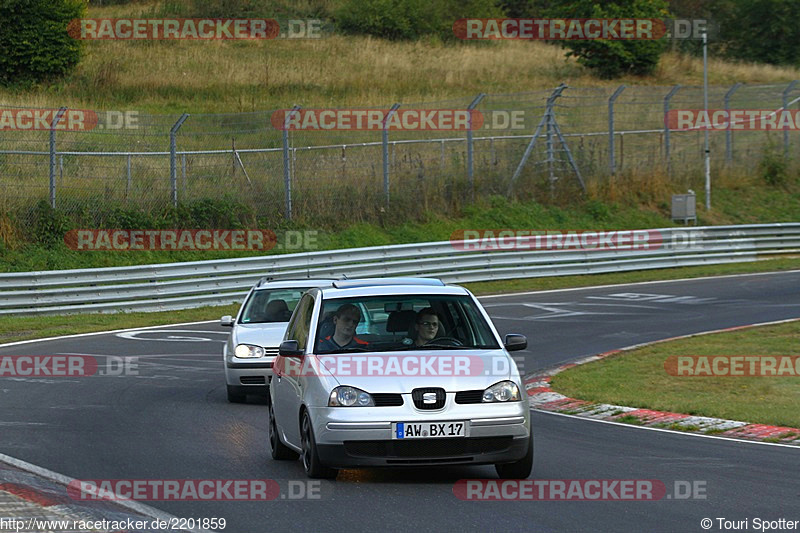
240;376;266;385
372;393;403;407
455;390;484;404
411;388;446;410
343;437;514;460
263;348;279;357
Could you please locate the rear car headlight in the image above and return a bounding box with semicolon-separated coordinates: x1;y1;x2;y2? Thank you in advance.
482;381;521;402
234;344;266;358
329;386;374;407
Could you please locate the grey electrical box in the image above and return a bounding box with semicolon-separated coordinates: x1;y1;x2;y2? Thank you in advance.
671;193;697;224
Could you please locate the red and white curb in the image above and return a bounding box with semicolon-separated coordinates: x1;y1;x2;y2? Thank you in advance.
524;318;800;445
0;458;204;533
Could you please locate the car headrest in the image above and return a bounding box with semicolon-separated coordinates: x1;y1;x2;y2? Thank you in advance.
386;310;416;333
265;299;291;321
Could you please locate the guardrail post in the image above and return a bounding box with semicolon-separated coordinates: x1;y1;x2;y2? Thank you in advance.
169;113;189;207
783;80;798;159
663;85;680;173
724;83;741;163
383;103;401;207
466;93;486;199
282;105;301;220
49;107;67;208
608;85;625;175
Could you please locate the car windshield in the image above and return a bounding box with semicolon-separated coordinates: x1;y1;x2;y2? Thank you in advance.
239;288;309;324
313;294;500;353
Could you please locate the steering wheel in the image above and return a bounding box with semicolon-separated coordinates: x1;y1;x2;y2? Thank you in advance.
428;337;463;346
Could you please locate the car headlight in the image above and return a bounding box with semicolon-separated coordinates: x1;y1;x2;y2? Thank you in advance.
482;381;521;402
234;344;266;358
329;386;374;407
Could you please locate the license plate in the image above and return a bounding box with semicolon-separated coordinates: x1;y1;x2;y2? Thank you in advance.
393;421;466;439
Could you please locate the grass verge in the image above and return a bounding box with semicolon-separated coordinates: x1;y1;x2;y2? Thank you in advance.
1;257;798;345
550;321;800;429
0;304;239;345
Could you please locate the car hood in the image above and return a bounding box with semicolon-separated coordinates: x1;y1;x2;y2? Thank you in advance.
233;322;289;348
312;349;517;392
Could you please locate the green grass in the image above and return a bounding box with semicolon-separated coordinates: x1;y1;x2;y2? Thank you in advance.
4;174;799;273
551;321;800;428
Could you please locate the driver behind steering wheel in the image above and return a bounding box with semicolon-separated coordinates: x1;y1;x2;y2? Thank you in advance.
412;307;442;347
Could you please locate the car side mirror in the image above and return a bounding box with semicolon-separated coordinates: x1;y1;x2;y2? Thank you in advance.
220;315;234;327
504;333;527;352
279;340;303;357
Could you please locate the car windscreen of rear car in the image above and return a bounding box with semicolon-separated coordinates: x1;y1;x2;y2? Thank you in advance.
314;295;500;353
239;288;308;324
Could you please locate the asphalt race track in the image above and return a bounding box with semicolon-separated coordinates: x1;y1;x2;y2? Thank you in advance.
2;271;799;532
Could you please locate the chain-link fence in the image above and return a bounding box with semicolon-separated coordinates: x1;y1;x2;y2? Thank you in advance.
2;81;799;233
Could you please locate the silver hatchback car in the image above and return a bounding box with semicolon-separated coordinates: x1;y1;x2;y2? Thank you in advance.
221;278;333;403
269;278;532;479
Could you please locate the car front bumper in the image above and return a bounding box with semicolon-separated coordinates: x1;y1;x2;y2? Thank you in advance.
224;355;276;389
309;400;530;468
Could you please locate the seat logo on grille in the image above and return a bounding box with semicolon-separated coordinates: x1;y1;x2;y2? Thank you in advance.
422;392;437;404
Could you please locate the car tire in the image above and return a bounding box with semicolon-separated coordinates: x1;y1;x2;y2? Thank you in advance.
495;430;533;479
300;411;337;479
226;385;246;403
269;402;298;460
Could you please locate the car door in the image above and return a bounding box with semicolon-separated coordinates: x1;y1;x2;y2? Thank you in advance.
273;293;314;448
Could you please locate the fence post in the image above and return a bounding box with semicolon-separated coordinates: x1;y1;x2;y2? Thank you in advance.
49;107;67;208
663;85;680;173
723;82;742;163
382;103;401;207
126;154;132;199
608;85;625;175
282;105;301;220
169;114;189;207
783;80;798;159
724;83;741;163
508;83;567;195
466;93;486;197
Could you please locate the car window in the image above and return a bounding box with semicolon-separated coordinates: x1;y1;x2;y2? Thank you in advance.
239;288;309;324
285;294;314;350
313;295;500;353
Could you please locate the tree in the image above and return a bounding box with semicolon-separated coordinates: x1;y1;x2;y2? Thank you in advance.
335;0;503;41
722;0;800;66
546;0;670;79
0;0;87;86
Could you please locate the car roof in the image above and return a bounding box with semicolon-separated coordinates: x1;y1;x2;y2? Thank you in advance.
319;278;467;298
253;278;335;291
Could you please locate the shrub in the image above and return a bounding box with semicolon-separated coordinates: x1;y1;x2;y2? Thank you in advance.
546;0;669;79
32;200;73;247
335;0;502;41
759;143;789;187
0;0;86;86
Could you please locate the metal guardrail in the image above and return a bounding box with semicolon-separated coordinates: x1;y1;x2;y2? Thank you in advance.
1;223;799;316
